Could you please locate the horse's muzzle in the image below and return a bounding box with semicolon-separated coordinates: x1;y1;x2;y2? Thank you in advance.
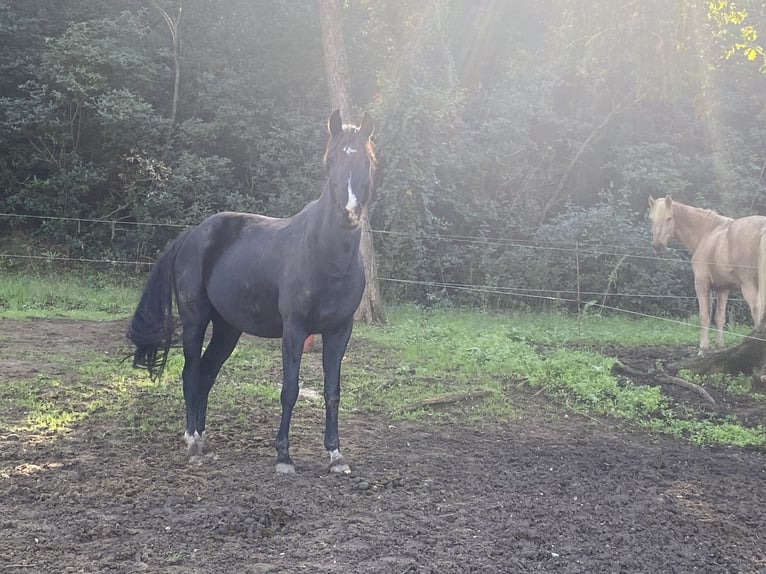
652;242;666;254
341;207;362;229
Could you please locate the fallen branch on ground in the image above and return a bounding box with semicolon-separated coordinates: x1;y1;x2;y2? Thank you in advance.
614;364;715;406
670;326;766;390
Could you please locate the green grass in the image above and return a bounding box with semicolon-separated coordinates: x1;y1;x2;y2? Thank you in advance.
351;306;765;446
0;270;139;319
1;272;764;448
349;307;668;422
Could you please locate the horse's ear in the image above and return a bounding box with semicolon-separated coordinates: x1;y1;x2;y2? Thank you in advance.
359;113;374;140
328;110;343;137
664;195;672;208
648;196;655;208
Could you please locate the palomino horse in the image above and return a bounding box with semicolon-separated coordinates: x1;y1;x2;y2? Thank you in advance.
648;195;766;352
128;110;375;473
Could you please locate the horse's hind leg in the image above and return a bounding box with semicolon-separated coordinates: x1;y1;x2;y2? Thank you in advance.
275;322;307;474
741;282;760;328
181;322;208;455
321;319;354;474
195;319;241;441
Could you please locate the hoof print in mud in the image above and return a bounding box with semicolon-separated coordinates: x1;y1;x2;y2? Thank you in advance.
187;452;217;466
258;506;296;533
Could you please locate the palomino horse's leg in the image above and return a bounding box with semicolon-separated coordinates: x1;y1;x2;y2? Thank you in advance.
181;323;208;455
713;289;729;349
695;280;711;353
321;319;354;474
196;319;241;439
741;282;760;329
275;323;306;474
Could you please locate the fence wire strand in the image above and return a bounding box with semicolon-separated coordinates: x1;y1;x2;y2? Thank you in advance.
3;209;764;344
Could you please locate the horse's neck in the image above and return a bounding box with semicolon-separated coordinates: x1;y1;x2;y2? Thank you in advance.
673;203;730;254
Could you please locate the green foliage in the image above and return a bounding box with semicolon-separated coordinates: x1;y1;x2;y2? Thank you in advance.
708;0;766;71
530;350;666;419
2;0;766;324
645;418;766;447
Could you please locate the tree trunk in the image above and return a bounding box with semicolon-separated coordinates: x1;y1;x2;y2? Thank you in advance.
319;0;385;324
319;0;351;120
672;323;766;382
152;0;183;147
355;214;385;323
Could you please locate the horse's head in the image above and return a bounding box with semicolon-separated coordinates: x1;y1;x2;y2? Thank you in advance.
324;110;376;229
648;195;675;254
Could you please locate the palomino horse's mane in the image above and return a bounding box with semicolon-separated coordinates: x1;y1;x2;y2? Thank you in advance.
672;200;732;227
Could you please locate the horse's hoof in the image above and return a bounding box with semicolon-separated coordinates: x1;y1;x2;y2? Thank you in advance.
184;431;206;456
330;461;351;474
328;449;350;474
275;462;296;474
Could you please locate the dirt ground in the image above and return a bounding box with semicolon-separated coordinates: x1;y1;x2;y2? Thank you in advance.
1;318;765;574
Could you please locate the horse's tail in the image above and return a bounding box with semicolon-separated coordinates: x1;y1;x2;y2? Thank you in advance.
127;230;190;381
757;231;766;327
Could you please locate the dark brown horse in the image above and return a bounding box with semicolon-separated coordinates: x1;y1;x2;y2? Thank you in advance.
128;110;375;473
648;195;766;352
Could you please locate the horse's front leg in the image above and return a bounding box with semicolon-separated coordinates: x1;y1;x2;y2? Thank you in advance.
275;323;306;474
713;288;729;349
695;280;712;354
321;319;354;474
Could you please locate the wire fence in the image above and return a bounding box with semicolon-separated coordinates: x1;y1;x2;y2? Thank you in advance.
2;210;761;344
4;210;757;271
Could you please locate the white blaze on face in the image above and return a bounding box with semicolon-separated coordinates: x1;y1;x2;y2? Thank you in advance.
346;174;358;213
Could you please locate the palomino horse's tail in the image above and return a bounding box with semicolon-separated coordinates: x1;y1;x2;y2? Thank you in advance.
127;230;190;381
758;231;766;327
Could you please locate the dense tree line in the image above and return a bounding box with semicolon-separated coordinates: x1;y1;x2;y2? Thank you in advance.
2;0;766;318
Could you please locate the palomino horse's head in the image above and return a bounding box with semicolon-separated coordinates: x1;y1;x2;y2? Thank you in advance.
324;110;376;229
648;195;675;254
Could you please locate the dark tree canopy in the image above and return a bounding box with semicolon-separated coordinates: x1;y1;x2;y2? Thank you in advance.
2;0;766;317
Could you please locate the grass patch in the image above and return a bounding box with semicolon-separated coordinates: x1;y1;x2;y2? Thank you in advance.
0;270;139;319
352;306;766;446
680;369;766;400
645;418;766;447
0;273;763;449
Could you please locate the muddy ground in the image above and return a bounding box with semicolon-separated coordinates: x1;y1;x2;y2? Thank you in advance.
0;318;765;573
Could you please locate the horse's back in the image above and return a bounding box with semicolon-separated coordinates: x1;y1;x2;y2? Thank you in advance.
728;215;766;242
695;215;766;287
724;216;766;266
172;208;363;338
172;211;289;336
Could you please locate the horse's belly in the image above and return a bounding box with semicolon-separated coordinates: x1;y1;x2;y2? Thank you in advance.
219;305;283;338
232;294;283;336
207;276;283;337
